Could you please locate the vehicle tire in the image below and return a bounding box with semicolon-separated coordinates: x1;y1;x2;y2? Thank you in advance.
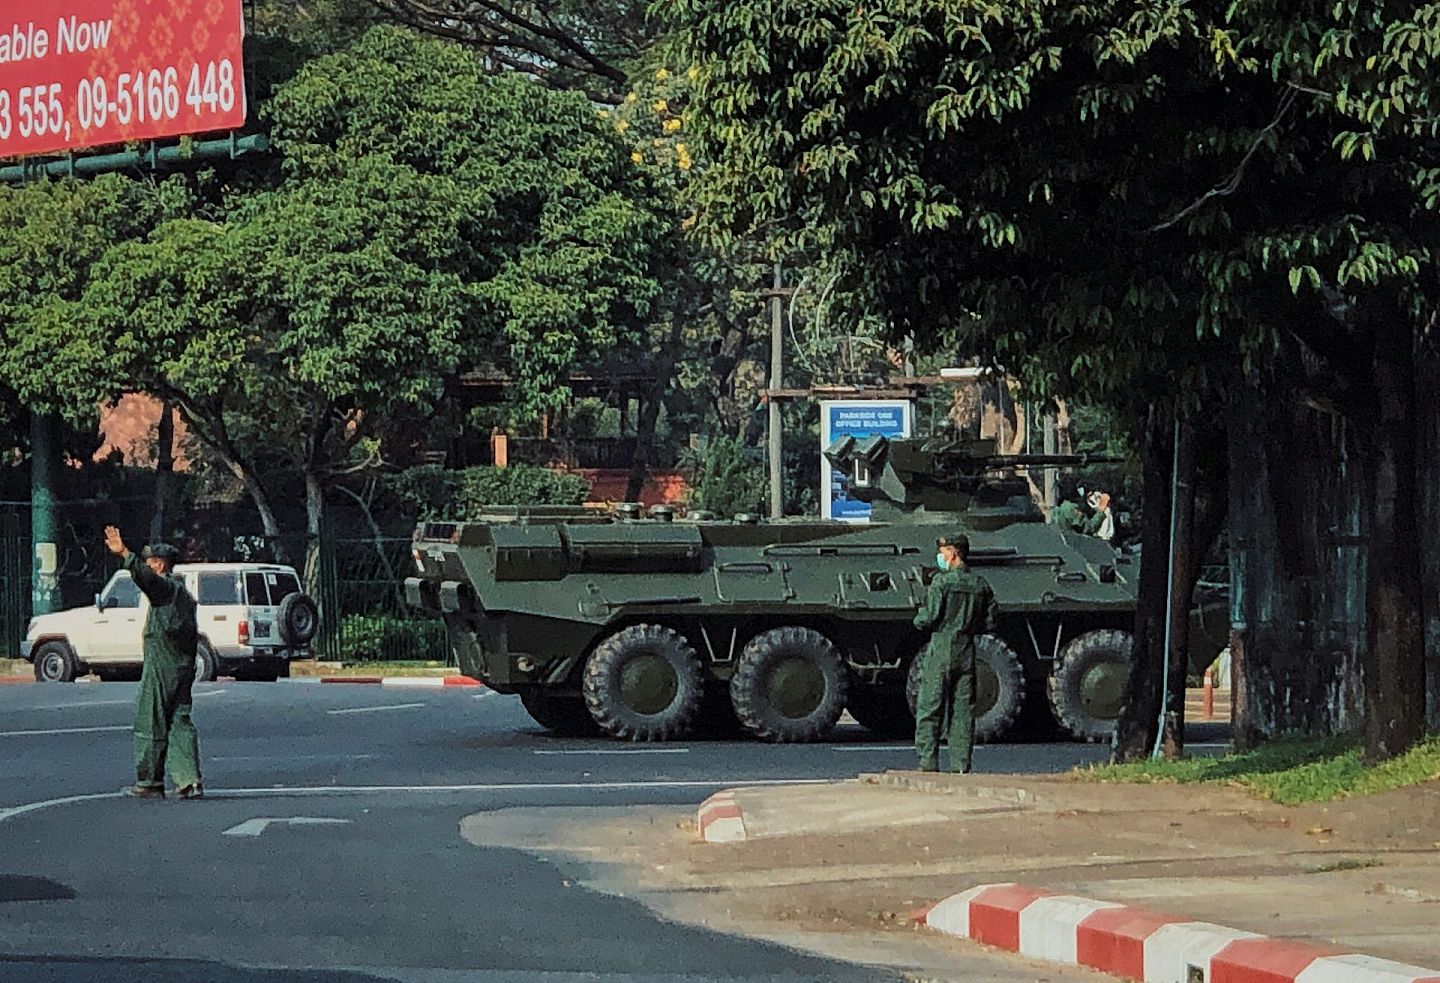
33;641;79;683
519;689;601;737
277;593;320;647
582;624;704;741
904;635;1027;743
845;684;912;738
194;640;219;682
1048;629;1134;742
730;627;848;743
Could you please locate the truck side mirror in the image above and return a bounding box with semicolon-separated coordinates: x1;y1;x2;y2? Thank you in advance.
94;593;105;612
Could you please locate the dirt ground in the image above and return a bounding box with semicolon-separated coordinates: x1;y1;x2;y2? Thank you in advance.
561;772;1440;970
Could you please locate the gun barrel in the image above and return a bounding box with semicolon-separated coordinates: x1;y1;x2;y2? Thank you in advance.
974;453;1122;470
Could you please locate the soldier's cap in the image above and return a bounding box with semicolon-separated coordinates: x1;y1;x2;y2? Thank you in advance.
141;543;180;561
936;533;970;554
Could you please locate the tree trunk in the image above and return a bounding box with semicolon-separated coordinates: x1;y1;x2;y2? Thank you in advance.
149;400;175;545
626;324;680;502
1417;341;1440;734
303;469;325;597
1113;405;1175;762
1227;387;1365;748
1364;335;1426;762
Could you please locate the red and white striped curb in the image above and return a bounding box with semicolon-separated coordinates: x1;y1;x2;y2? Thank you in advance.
922;883;1440;983
285;675;482;688
697;790;746;843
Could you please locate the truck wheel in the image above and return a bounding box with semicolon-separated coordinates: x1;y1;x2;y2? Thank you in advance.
904;635;1027;743
278;593;320;647
33;642;79;683
845;685;912;737
520;690;601;737
582;624;703;741
194;640;219;682
1048;629;1134;742
730;627;848;742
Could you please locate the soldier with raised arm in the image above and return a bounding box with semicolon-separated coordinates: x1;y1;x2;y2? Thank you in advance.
104;526;203;800
912;533;1000;773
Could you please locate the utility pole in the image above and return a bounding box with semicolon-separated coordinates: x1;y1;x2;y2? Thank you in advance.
767;261;784;520
30;412;60;615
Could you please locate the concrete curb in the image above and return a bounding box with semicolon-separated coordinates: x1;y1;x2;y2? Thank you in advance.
859;771;1044;805
921;883;1440;983
697;791;746;843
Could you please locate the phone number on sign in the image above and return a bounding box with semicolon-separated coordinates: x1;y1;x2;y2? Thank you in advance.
0;59;238;145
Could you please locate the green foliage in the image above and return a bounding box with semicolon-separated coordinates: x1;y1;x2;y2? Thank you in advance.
337;613;450;662
1079;734;1440;804
683;434;767;517
385;464;590;519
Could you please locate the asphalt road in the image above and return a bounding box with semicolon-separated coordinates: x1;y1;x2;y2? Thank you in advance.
0;680;1176;982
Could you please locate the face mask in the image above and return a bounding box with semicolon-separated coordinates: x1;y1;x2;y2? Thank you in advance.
935;552;949;571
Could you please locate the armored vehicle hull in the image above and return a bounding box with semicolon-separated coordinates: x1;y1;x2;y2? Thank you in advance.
407;504;1143;743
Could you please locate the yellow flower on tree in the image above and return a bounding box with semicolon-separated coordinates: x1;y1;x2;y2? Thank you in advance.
652;99;668;114
615;118;630;133
663;118;682;134
631;150;644;164
655;67;671;81
675;143;693;170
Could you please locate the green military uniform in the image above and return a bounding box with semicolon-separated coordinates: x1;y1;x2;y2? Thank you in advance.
1052;499;1089;533
912;546;999;773
126;547;202;794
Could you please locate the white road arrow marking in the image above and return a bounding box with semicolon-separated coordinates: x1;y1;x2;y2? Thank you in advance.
222;816;352;837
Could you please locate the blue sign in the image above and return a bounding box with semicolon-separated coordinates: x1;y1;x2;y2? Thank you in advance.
820;400;913;522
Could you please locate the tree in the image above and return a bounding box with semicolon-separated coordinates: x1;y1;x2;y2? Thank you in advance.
366;0;649;100
3;25;669;575
663;0;1440;760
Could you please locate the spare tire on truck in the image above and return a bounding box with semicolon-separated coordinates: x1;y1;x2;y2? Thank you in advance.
278;593;320;647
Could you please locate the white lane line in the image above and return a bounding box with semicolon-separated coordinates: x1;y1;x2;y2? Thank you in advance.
830;745;910;753
196;689;229;698
0;777;829;824
533;748;691;756
208;754;381;763
38;700;134;709
223;817;352;837
326;702;426;716
472;690;496;700
0;724;130;738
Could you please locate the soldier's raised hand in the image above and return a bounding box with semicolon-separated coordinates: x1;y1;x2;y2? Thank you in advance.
103;525;127;557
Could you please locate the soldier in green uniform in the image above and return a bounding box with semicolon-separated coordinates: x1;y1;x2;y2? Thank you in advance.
1051;479;1091;534
104;526;203;800
912;533;1000;773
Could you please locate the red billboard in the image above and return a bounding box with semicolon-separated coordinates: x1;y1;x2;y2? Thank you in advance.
0;0;247;158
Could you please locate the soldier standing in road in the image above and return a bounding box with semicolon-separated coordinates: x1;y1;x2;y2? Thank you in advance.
912;533;1000;773
104;526;203;800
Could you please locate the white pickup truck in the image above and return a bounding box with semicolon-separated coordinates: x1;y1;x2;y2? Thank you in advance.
20;562;319;682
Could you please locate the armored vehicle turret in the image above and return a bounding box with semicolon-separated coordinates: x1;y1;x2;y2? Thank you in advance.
407;436;1139;743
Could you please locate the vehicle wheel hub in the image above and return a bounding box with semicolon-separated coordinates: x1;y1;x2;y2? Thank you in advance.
766;656;825;719
619;653;678;715
1080;658;1127;721
41;653;63;680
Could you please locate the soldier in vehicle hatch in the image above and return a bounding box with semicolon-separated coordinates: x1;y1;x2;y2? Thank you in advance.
104;526;203;800
912;533;1000;773
1051;477;1091;534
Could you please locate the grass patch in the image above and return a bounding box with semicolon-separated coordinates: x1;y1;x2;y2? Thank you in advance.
1077;734;1440;804
336;661;455;676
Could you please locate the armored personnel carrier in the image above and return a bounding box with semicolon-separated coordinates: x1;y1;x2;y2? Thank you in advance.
407;435;1141;743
